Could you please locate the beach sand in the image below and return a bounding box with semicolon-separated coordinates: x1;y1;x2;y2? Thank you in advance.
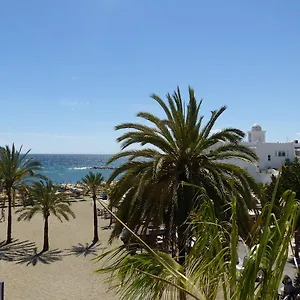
0;199;118;300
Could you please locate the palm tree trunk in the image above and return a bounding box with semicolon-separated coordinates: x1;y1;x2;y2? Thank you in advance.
42;216;49;252
109;205;113;227
92;195;99;244
6;189;12;244
177;223;188;300
177;175;190;267
177;171;196;300
108;202;113;227
177;174;191;300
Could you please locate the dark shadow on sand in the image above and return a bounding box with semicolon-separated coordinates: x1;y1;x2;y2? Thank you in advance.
65;242;102;257
0;239;36;262
16;248;63;266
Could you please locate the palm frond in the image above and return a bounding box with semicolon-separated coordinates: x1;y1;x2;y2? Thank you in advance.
16;179;75;224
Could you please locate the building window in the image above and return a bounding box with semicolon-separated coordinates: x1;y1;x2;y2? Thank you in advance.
268;155;271;161
278;151;286;157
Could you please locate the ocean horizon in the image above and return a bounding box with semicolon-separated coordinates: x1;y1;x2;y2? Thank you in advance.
28;154;125;184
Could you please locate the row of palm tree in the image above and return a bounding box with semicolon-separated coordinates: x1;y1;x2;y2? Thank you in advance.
1;86;298;299
0;144;105;252
1;87;260;261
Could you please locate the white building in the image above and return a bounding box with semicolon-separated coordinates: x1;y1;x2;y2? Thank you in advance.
230;124;297;184
248;124;266;143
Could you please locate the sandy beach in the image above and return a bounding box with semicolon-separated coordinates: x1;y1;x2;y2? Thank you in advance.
0;199;118;300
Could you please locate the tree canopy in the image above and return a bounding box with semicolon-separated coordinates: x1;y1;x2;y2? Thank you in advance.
264;158;300;207
107;87;260;261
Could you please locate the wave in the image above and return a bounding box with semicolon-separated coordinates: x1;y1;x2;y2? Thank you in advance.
70;166;116;170
72;167;90;170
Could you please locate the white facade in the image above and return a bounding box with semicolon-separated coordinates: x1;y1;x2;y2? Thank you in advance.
232;124;296;184
248;124;266;143
246;142;295;170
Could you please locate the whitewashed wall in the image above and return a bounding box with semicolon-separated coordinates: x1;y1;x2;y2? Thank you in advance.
217;141;294;184
208;138;296;183
248;130;266;143
247;142;295;170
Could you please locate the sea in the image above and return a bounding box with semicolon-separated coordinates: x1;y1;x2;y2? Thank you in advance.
28;154;125;184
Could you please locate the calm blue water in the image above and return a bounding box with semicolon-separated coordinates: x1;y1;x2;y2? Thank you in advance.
28;154;124;184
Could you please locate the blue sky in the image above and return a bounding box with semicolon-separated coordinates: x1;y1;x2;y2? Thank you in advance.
0;0;299;154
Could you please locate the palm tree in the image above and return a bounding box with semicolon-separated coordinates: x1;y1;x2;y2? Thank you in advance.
96;176;299;300
81;172;104;244
16;180;75;252
0;144;42;244
107;87;259;265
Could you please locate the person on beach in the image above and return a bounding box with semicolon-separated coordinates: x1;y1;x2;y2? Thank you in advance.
120;225;137;255
0;207;5;222
120;226;130;245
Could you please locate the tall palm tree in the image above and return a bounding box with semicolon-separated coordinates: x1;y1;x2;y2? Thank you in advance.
107;87;259;265
16;180;75;252
81;172;104;244
0;144;42;244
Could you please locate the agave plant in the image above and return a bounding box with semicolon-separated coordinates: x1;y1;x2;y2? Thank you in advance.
95;173;299;300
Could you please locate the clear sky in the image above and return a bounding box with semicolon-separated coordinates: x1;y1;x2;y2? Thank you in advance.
0;0;299;154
